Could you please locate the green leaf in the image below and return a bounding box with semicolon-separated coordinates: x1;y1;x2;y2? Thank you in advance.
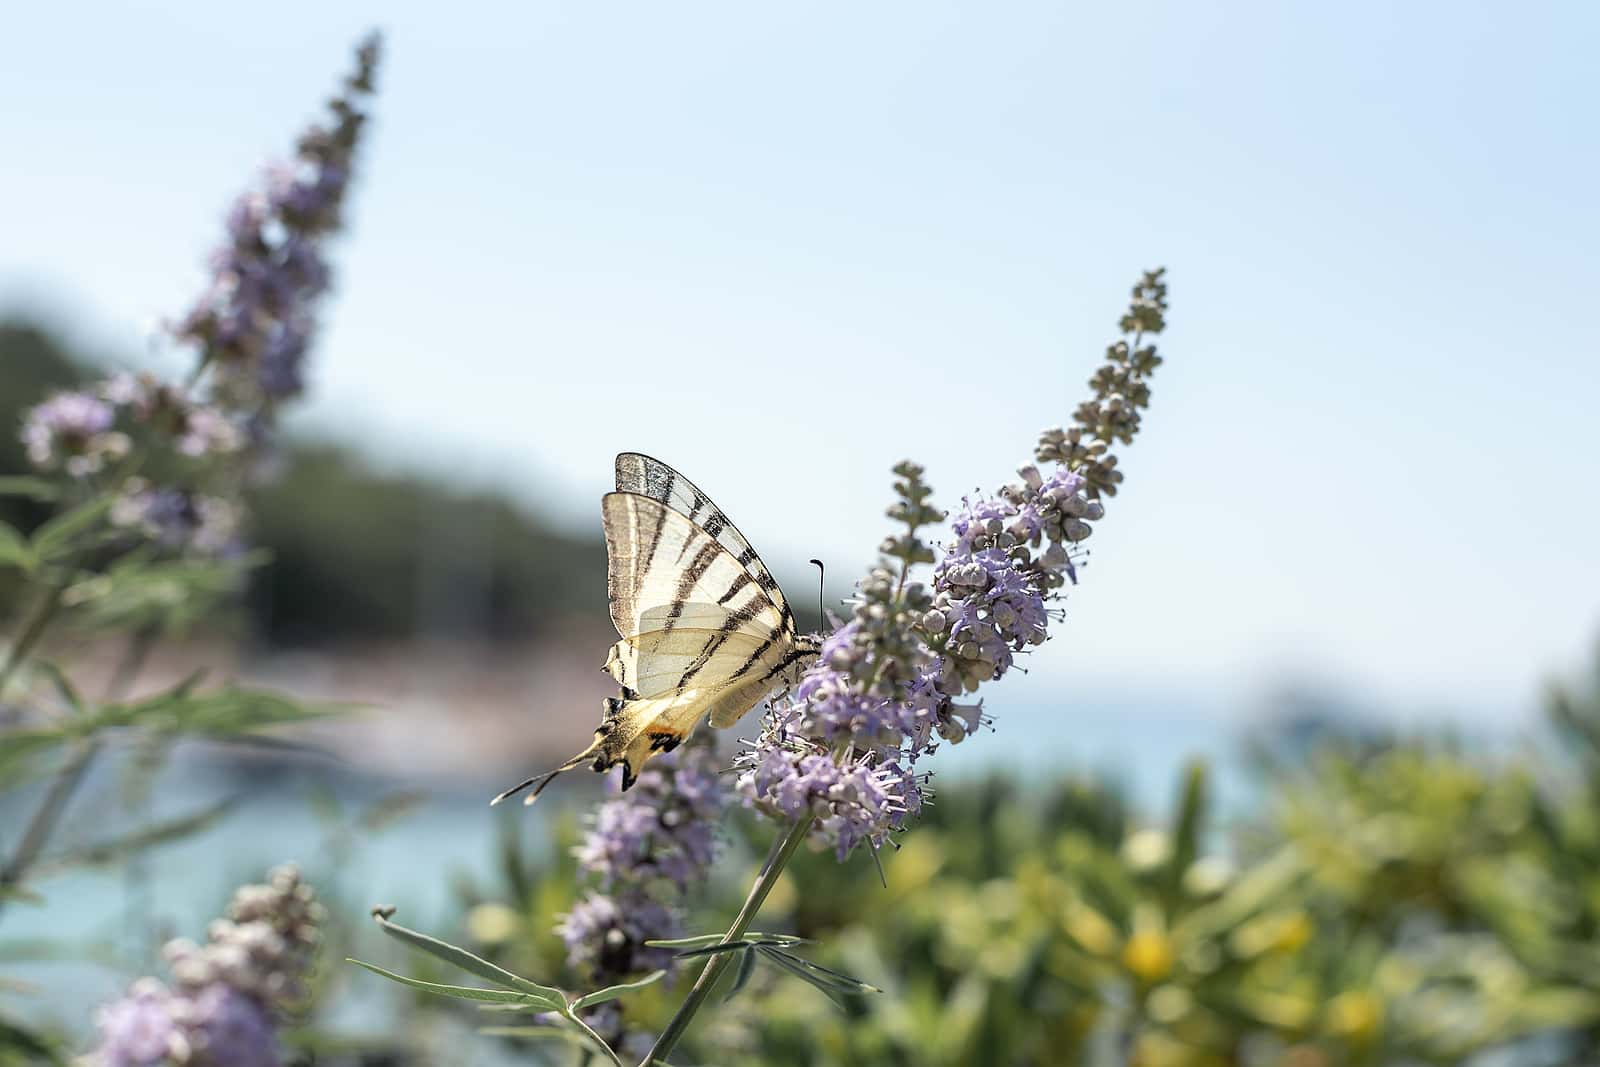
0;885;45;906
725;945;759;1003
96;684;347;739
356;789;430;833
669;936;812;960
30;495;115;561
346;959;547;1005
757;949;852;1010
757;947;881;997
571;969;667;1010
40;797;239;872
0;521;35;573
1165;760;1207;912
370;911;566;1007
647;931;808;950
0;1013;65;1063
645;933;741;949
65;551;269;634
0;729;68;791
0;477;61;502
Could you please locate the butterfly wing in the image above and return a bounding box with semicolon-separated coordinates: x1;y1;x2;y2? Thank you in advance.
601;489;788;645
614;452;800;638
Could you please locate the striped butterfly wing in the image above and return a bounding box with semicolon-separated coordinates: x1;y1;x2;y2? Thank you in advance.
602;491;806;705
614;452;800;639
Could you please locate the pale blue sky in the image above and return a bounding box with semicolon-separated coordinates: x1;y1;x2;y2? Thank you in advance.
2;1;1596;723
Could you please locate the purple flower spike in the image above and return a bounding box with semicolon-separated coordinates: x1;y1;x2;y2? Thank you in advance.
171;33;380;416
554;735;725;1051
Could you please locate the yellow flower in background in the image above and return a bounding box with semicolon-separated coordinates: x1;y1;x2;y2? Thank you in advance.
1326;990;1383;1042
1123;930;1176;984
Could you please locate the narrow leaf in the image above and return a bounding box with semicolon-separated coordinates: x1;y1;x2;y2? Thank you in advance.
0;885;45;906
30;496;115;561
766;949;880;992
0;1015;65;1063
357;789;429;833
41;797;239;871
0;522;34;572
757;949;851;1010
647;931;807;950
571;969;667;1010
371;912;566;1006
0;730;68;791
345;959;546;1005
670;941;765;961
0;477;61;502
757;947;881;994
725;945;759;1003
662;940;812;966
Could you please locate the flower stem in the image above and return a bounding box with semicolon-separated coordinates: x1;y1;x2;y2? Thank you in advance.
640;810;816;1066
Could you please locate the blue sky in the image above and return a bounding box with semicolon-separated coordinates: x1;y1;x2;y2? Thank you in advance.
2;1;1596;724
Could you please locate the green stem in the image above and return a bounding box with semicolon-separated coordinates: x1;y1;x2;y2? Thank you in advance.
640;811;816;1066
0;626;158;925
0;584;64;698
0;737;101;913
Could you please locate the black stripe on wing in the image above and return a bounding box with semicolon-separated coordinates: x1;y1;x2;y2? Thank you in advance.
615;453;797;635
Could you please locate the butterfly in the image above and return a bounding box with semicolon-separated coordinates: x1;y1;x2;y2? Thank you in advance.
492;453;822;805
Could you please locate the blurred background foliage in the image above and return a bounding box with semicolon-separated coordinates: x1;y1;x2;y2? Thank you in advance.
6;317;1600;1066
351;649;1600;1067
0;320;606;649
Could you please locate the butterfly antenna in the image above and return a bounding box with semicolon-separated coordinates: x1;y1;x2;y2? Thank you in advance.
489;740;600;807
809;558;825;633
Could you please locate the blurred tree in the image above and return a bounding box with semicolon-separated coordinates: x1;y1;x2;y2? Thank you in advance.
0;319;607;644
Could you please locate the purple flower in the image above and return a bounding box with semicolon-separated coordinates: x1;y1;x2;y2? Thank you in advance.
559;739;722;980
795;659;914;748
110;480;240;556
89;979;183;1067
735;459;1092;860
949;496;1017;555
89;866;322;1065
735;723;924;861
557;891;677;978
20;390;127;476
186;984;280;1067
931;548;1048;686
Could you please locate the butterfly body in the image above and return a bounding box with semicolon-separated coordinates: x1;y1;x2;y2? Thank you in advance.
492;454;820;804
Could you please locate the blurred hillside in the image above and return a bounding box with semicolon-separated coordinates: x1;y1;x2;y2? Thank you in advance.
0;321;609;647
